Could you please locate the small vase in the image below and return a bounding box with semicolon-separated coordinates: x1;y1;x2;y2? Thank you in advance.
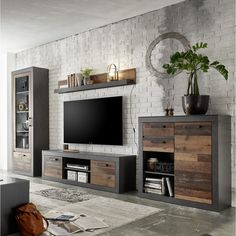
182;95;209;115
75;73;83;86
83;77;88;85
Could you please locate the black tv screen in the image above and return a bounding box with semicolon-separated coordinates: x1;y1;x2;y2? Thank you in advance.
64;96;123;145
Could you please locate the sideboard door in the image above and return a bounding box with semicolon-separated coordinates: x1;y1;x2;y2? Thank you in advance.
174;122;212;204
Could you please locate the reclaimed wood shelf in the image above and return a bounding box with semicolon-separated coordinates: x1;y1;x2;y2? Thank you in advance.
54;68;136;94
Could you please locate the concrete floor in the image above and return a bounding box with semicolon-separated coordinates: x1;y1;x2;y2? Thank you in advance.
2;171;236;236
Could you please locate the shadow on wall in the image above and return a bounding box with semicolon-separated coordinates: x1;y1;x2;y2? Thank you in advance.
147;0;213;110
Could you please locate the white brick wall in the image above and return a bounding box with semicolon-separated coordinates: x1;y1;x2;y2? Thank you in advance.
15;0;236;196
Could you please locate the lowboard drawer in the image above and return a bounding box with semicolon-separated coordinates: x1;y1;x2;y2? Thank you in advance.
13;152;31;173
91;160;116;188
91;173;115;188
91;160;115;175
43;155;62;179
143;138;174;153
143;122;174;137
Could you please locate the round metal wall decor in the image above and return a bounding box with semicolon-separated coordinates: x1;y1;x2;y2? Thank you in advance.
145;32;190;79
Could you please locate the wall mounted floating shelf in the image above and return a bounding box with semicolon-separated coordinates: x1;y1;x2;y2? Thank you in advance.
54;68;136;94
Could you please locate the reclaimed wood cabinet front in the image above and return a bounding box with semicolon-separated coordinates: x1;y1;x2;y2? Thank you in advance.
139;115;231;211
174;122;212;204
91;160;116;188
43;155;62;179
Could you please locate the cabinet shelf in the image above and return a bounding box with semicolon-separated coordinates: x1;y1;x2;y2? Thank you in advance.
16;91;29;95
16;111;29;113
145;171;174;176
54;79;135;94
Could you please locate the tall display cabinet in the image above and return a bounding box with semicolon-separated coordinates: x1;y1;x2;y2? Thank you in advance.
12;67;49;176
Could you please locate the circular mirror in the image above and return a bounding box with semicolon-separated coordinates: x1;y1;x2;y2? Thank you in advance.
146;32;190;79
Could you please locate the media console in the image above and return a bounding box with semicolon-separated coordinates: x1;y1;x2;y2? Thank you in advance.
42;150;136;193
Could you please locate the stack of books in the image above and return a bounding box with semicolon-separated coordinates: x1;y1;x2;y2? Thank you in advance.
144;177;173;197
144;177;165;195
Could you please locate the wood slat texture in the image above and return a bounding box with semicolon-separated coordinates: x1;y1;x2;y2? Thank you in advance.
43;155;62;179
91;174;115;188
175;135;211;154
175;122;212;136
91;160;116;188
143;122;174;137
174;122;212;204
143;138;174;153
13;152;31;173
91;68;136;84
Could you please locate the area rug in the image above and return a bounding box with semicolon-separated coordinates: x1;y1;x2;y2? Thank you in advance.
30;182;163;236
34;188;95;203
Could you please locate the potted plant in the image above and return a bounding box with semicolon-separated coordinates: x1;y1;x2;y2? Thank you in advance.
163;42;228;115
81;68;93;85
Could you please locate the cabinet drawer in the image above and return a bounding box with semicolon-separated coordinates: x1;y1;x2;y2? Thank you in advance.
43;155;62;179
175;122;212;136
13;152;31;173
91;173;115;188
91;160;116;188
143;123;174;137
91;160;115;175
143;138;174;153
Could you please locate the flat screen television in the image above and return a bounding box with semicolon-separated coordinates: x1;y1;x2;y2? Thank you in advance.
64;96;123;145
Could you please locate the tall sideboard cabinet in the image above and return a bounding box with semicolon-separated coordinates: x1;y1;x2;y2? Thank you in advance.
139;115;231;211
12;67;49;176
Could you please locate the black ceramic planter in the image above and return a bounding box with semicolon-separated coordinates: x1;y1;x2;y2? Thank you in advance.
182;95;209;115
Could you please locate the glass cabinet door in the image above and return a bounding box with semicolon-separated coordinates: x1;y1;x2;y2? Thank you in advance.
14;73;32;151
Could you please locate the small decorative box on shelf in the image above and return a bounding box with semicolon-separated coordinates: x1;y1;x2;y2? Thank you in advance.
54;68;136;94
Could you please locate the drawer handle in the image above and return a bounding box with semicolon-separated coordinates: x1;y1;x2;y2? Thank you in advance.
107;176;111;179
163;125;166;128
50;158;58;161
105;164;109;167
198;125;202;128
23;154;26;157
162;141;166;144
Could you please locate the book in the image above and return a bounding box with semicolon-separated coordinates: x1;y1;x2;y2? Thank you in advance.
145;177;162;183
144;183;162;189
144;187;163;195
45;211;79;222
47;220;82;236
74;214;109;231
166;177;174;197
161;177;166;195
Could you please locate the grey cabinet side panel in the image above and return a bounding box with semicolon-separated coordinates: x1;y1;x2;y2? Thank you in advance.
32;67;49;176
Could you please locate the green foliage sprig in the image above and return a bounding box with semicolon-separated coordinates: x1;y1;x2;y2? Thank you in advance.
163;42;228;95
81;68;93;77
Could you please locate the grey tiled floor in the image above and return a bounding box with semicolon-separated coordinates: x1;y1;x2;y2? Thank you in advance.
3;171;236;236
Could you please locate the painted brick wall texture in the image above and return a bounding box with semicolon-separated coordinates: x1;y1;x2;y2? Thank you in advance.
15;0;236;194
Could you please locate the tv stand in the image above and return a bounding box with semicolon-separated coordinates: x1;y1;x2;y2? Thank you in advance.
42;150;136;193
